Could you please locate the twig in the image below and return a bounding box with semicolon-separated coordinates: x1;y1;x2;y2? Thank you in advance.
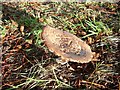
81;80;106;89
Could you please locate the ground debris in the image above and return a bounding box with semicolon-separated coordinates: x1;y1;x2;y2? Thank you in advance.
1;2;120;90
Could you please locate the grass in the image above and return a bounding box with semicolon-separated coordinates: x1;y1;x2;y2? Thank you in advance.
1;2;120;90
82;19;112;38
7;62;73;90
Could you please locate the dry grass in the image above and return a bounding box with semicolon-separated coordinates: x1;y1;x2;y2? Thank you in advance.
1;2;120;90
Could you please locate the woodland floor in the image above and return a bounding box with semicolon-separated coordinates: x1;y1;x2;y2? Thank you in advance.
1;2;120;90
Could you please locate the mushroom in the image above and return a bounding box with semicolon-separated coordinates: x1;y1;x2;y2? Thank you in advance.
41;26;93;63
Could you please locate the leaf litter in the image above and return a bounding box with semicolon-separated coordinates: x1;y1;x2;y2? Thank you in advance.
1;2;120;90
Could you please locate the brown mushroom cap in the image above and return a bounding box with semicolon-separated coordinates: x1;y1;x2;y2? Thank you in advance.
42;26;93;63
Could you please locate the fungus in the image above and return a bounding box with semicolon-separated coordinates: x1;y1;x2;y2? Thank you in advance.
42;26;93;63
